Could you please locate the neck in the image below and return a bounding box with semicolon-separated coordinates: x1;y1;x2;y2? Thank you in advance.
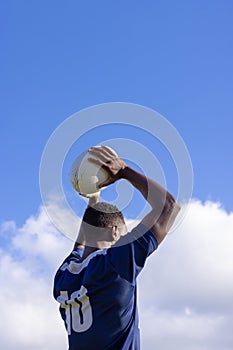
81;245;99;260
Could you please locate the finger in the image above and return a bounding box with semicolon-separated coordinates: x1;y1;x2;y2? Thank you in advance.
88;149;111;162
79;193;89;198
100;145;117;157
79;193;94;198
88;157;106;167
79;193;87;197
98;178;114;188
89;146;108;155
89;146;116;160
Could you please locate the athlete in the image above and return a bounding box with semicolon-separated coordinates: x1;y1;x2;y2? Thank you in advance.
53;146;180;350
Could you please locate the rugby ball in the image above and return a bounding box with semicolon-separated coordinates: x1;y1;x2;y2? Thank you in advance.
70;146;117;195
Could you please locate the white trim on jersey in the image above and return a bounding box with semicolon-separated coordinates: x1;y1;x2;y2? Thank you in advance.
60;249;108;275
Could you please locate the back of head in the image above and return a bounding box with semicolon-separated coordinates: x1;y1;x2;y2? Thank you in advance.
83;202;125;228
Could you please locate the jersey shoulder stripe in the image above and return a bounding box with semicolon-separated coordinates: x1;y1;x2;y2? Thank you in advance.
60;248;108;275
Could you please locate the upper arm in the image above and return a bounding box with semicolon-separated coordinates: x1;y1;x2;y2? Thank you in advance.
141;195;181;245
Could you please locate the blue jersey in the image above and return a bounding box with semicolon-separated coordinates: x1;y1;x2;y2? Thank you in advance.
53;224;158;350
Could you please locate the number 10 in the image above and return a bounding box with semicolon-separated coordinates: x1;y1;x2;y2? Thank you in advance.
58;286;93;334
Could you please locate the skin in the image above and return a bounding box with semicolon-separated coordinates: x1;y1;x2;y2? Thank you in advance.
74;192;100;248
74;145;181;259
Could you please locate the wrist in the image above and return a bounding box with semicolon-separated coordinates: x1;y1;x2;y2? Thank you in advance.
119;166;135;180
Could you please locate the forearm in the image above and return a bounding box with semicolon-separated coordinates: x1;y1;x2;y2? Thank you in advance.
121;166;171;210
74;192;100;249
87;194;100;206
74;229;85;249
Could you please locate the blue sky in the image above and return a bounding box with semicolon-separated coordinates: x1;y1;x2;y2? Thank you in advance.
1;0;233;225
1;2;233;349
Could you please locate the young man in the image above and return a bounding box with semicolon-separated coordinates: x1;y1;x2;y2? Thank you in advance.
53;146;180;350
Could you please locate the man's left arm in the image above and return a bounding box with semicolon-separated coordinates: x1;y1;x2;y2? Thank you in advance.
73;192;100;249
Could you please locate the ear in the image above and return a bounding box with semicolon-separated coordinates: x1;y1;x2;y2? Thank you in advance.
112;226;120;241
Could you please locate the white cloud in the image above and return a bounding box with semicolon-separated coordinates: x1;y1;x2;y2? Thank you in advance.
0;251;66;350
138;200;233;350
0;207;72;350
0;200;233;349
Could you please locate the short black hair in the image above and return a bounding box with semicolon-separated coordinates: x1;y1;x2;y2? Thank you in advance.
83;202;125;228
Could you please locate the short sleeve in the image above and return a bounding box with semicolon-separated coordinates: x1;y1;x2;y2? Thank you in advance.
107;224;158;283
59;247;84;267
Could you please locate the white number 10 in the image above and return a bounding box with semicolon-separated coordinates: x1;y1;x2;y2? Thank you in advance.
58;285;93;334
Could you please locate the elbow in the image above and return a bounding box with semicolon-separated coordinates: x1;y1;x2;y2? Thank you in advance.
156;195;181;242
163;194;181;231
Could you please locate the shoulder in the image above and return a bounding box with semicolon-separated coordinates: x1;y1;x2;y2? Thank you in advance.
113;223;158;251
72;247;85;259
106;224;158;282
55;247;85;274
